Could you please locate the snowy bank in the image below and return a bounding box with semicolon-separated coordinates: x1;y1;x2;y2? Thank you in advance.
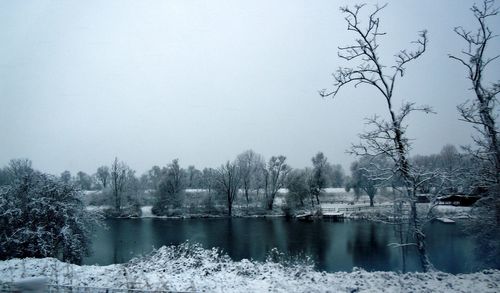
1;243;498;292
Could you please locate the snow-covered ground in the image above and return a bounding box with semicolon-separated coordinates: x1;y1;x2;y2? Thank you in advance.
432;205;471;218
1;243;498;292
140;206;154;217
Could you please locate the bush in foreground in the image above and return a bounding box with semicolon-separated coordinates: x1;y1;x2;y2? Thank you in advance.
0;172;102;264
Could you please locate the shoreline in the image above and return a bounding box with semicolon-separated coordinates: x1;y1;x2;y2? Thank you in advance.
87;204;472;221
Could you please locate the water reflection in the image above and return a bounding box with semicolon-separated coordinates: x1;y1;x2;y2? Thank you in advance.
84;218;482;273
347;223;390;270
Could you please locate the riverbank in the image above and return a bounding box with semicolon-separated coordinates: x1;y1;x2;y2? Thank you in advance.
87;203;472;221
1;243;498;292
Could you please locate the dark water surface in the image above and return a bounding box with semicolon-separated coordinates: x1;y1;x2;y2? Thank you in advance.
83;217;482;273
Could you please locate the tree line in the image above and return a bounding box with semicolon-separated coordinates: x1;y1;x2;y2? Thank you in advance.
0;143;474;219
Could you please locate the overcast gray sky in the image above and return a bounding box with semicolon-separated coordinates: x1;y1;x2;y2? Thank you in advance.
1;0;499;175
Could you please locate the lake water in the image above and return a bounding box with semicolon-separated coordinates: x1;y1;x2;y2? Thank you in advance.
83;217;483;273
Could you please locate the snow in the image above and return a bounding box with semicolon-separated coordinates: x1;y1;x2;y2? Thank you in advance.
1;243;499;292
140;206;153;217
277;188;288;194
433;205;471;217
321;202;391;211
436;217;456;223
323;187;349;193
184;189;207;193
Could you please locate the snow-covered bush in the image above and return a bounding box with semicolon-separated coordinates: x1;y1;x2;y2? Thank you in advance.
0;172;102;264
2;243;498;292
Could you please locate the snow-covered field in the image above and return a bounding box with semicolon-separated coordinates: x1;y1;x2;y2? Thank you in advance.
1;243;498;292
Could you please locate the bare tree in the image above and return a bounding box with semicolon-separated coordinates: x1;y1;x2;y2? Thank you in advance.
202;167;216;195
310;152;330;205
163;159;184;196
286;169;309;208
449;0;500;267
450;0;499;187
6;158;33;180
264;155;291;210
147;165;163;190
186;165;202;189
351;157;377;207
215;161;241;216
96;166;110;189
237;150;265;209
439;144;460;173
320;4;434;271
110;157;128;212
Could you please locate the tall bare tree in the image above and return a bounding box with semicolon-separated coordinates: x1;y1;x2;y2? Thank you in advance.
6;158;33;180
264;155;291;210
202;167;216;195
310;152;330;205
96;166;110;189
450;0;499;186
215;161;241;216
351;157;377;207
186;165;202;189
449;0;500;267
286;169;310;208
320;4;434;271
237;149;265;209
110;157;128;211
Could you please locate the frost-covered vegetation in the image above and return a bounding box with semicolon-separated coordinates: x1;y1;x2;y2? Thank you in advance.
0;159;102;264
1;243;499;292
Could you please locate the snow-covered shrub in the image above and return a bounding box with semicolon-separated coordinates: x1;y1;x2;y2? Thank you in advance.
0;172;103;264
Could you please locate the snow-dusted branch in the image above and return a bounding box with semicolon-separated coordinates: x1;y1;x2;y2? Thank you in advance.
320;3;427;103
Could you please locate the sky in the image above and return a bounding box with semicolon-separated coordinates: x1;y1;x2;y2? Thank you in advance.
1;0;499;175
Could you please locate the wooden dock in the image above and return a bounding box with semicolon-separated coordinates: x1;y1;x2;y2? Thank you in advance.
323;212;345;220
295;210;345;222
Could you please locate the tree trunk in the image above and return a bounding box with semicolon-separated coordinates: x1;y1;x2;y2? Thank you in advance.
114;186;120;211
245;187;249;210
476;89;500;184
227;190;232;216
397;221;407;273
267;197;274;210
369;195;374;207
410;201;433;272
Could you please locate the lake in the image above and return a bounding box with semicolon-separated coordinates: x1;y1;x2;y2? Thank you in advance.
83;217;482;273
